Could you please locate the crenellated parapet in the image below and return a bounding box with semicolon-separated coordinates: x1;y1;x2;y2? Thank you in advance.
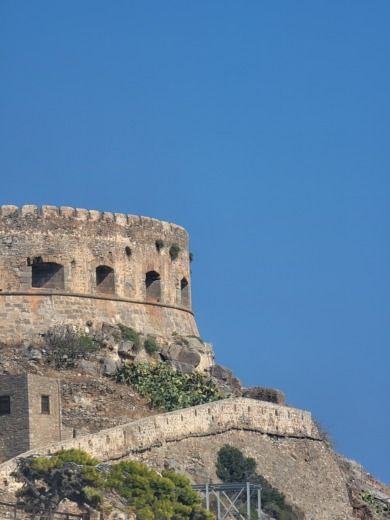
0;205;197;342
0;204;187;233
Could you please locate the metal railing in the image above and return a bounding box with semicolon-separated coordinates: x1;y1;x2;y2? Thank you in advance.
193;482;263;520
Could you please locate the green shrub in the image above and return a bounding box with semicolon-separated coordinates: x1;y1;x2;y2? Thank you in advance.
116;361;223;411
216;446;301;520
361;490;390;516
169;243;180;260
30;448;99;473
144;336;158;355
82;486;103;508
15;449;212;520
55;448;99;466
44;327;101;369
216;446;256;483
155;239;164;252
118;324;141;352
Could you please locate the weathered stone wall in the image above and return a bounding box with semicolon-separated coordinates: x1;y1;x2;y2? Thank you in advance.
0;398;318;484
0;397;354;519
0;374;61;462
25;374;62;457
0;294;198;344
138;431;354;520
0;205;197;342
0;375;30;461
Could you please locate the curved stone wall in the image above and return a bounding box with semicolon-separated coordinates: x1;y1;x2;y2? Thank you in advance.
0;397;319;489
0;205;198;341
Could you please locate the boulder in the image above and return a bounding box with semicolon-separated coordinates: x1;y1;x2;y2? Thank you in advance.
163;342;201;368
25;347;43;361
184;337;214;371
176;348;201;367
101;336;119;353
210;364;233;382
101;357;120;376
118;340;135;358
78;359;99;376
210;364;242;394
101;322;121;338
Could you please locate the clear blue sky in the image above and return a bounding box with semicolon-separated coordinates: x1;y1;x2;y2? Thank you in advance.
1;2;389;483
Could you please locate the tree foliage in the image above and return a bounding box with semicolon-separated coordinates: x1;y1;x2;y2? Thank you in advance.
216;446;302;520
216;446;256;483
13;449;213;520
116;361;223;411
13;450;103;516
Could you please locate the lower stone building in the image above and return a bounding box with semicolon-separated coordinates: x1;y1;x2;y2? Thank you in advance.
0;374;62;462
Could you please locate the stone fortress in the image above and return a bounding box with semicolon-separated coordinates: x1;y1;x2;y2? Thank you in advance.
0;205;386;520
0;204;197;343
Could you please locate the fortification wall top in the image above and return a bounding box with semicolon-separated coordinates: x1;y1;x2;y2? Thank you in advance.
0;205;187;235
0;398;320;491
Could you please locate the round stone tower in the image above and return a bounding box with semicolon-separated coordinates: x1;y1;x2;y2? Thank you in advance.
0;205;198;343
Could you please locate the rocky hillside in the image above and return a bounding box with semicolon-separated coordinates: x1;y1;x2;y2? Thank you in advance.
0;322;240;433
0;322;389;520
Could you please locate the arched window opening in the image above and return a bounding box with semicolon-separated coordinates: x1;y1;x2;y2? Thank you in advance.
32;260;64;289
96;265;115;294
180;277;189;307
145;271;161;301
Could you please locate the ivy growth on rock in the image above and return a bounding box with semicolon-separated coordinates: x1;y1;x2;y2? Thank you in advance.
13;449;213;520
116;361;223;411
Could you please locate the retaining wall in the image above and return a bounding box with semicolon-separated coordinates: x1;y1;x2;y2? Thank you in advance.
0;397;319;490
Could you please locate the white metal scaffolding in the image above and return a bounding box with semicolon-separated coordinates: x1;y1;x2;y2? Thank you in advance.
192;482;263;520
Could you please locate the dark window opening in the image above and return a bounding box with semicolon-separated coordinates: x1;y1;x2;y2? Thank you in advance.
145;271;161;301
180;277;189;307
41;395;50;414
96;265;115;294
0;395;11;415
32;260;65;289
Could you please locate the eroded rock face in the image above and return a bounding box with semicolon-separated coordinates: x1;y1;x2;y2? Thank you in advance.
160;336;214;372
243;386;286;405
135;430;354;520
93;324;215;373
118;341;135;358
7;322;215;375
337;455;390;520
210;364;242;395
